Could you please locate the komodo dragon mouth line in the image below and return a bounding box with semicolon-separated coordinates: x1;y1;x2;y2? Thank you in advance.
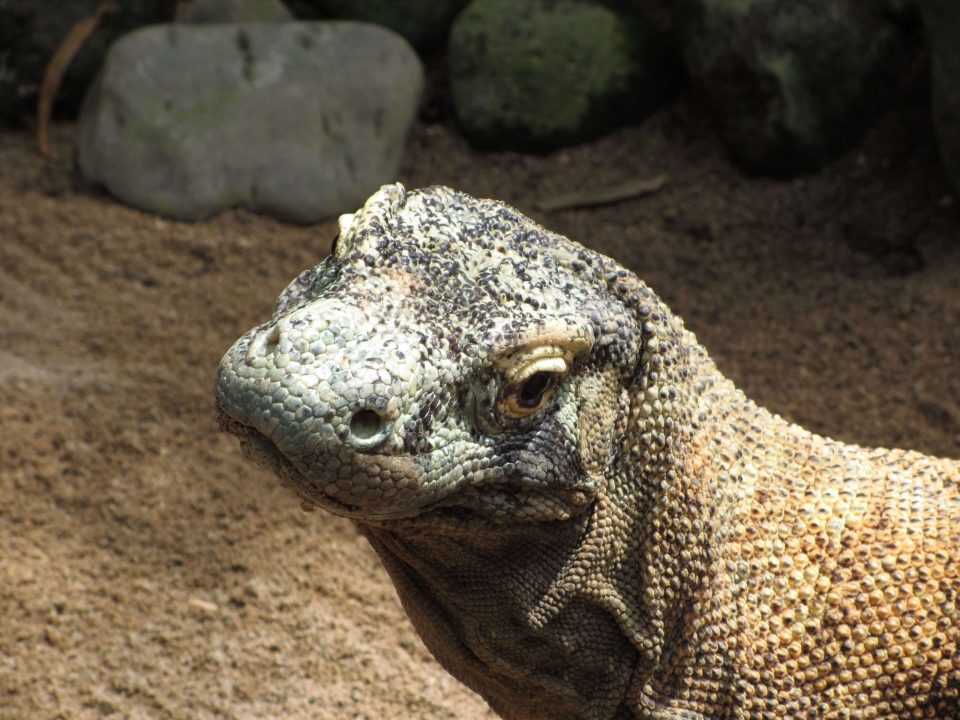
217;407;596;527
216;407;365;517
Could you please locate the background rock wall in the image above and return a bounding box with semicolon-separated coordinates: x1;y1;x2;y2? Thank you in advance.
5;0;959;217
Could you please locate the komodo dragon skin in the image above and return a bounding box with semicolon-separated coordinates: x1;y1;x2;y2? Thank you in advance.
216;184;960;719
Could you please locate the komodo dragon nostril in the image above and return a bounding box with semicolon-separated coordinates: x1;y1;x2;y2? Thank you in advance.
264;325;281;350
348;409;389;450
245;324;281;364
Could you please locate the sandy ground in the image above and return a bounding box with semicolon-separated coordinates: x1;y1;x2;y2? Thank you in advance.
2;95;959;719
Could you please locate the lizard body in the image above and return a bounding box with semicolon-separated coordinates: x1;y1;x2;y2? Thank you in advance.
216;184;960;719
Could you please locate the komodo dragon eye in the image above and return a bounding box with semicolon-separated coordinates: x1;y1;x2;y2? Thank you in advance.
517;372;554;407
497;350;570;419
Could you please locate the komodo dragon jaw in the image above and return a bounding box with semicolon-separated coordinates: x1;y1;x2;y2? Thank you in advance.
215;184;960;720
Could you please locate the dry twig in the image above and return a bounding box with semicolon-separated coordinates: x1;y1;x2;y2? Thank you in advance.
37;2;116;158
535;174;669;212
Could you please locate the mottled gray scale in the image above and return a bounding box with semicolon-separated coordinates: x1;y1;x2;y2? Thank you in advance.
216;184;960;720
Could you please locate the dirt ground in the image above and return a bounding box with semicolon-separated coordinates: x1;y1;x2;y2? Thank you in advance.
2;93;959;720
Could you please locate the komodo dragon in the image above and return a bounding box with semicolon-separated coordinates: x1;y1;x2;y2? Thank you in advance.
215;184;960;719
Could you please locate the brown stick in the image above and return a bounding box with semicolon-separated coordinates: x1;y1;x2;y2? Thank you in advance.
37;2;116;158
535;174;669;212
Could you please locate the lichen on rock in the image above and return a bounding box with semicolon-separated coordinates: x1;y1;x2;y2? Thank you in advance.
448;0;678;152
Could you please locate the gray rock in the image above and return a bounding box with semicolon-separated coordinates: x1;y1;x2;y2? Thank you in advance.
176;0;294;23
675;0;904;174
311;0;470;49
921;2;960;197
0;0;168;124
449;0;677;152
77;22;423;223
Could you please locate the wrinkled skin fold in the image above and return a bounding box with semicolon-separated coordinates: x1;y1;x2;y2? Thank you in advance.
216;184;960;719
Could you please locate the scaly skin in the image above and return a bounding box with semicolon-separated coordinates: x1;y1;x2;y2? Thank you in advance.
215;184;960;719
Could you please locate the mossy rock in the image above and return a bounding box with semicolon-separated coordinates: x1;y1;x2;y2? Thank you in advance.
675;0;905;174
449;0;677;152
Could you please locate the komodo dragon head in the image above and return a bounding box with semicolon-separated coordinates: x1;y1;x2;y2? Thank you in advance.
216;183;659;525
215;184;960;719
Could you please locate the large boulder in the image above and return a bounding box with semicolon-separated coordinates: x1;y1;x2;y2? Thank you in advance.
0;0;168;123
920;2;960;197
303;0;470;49
675;0;905;174
449;0;677;152
77;22;423;223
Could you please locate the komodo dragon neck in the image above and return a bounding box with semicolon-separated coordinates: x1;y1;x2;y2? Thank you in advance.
354;291;759;719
